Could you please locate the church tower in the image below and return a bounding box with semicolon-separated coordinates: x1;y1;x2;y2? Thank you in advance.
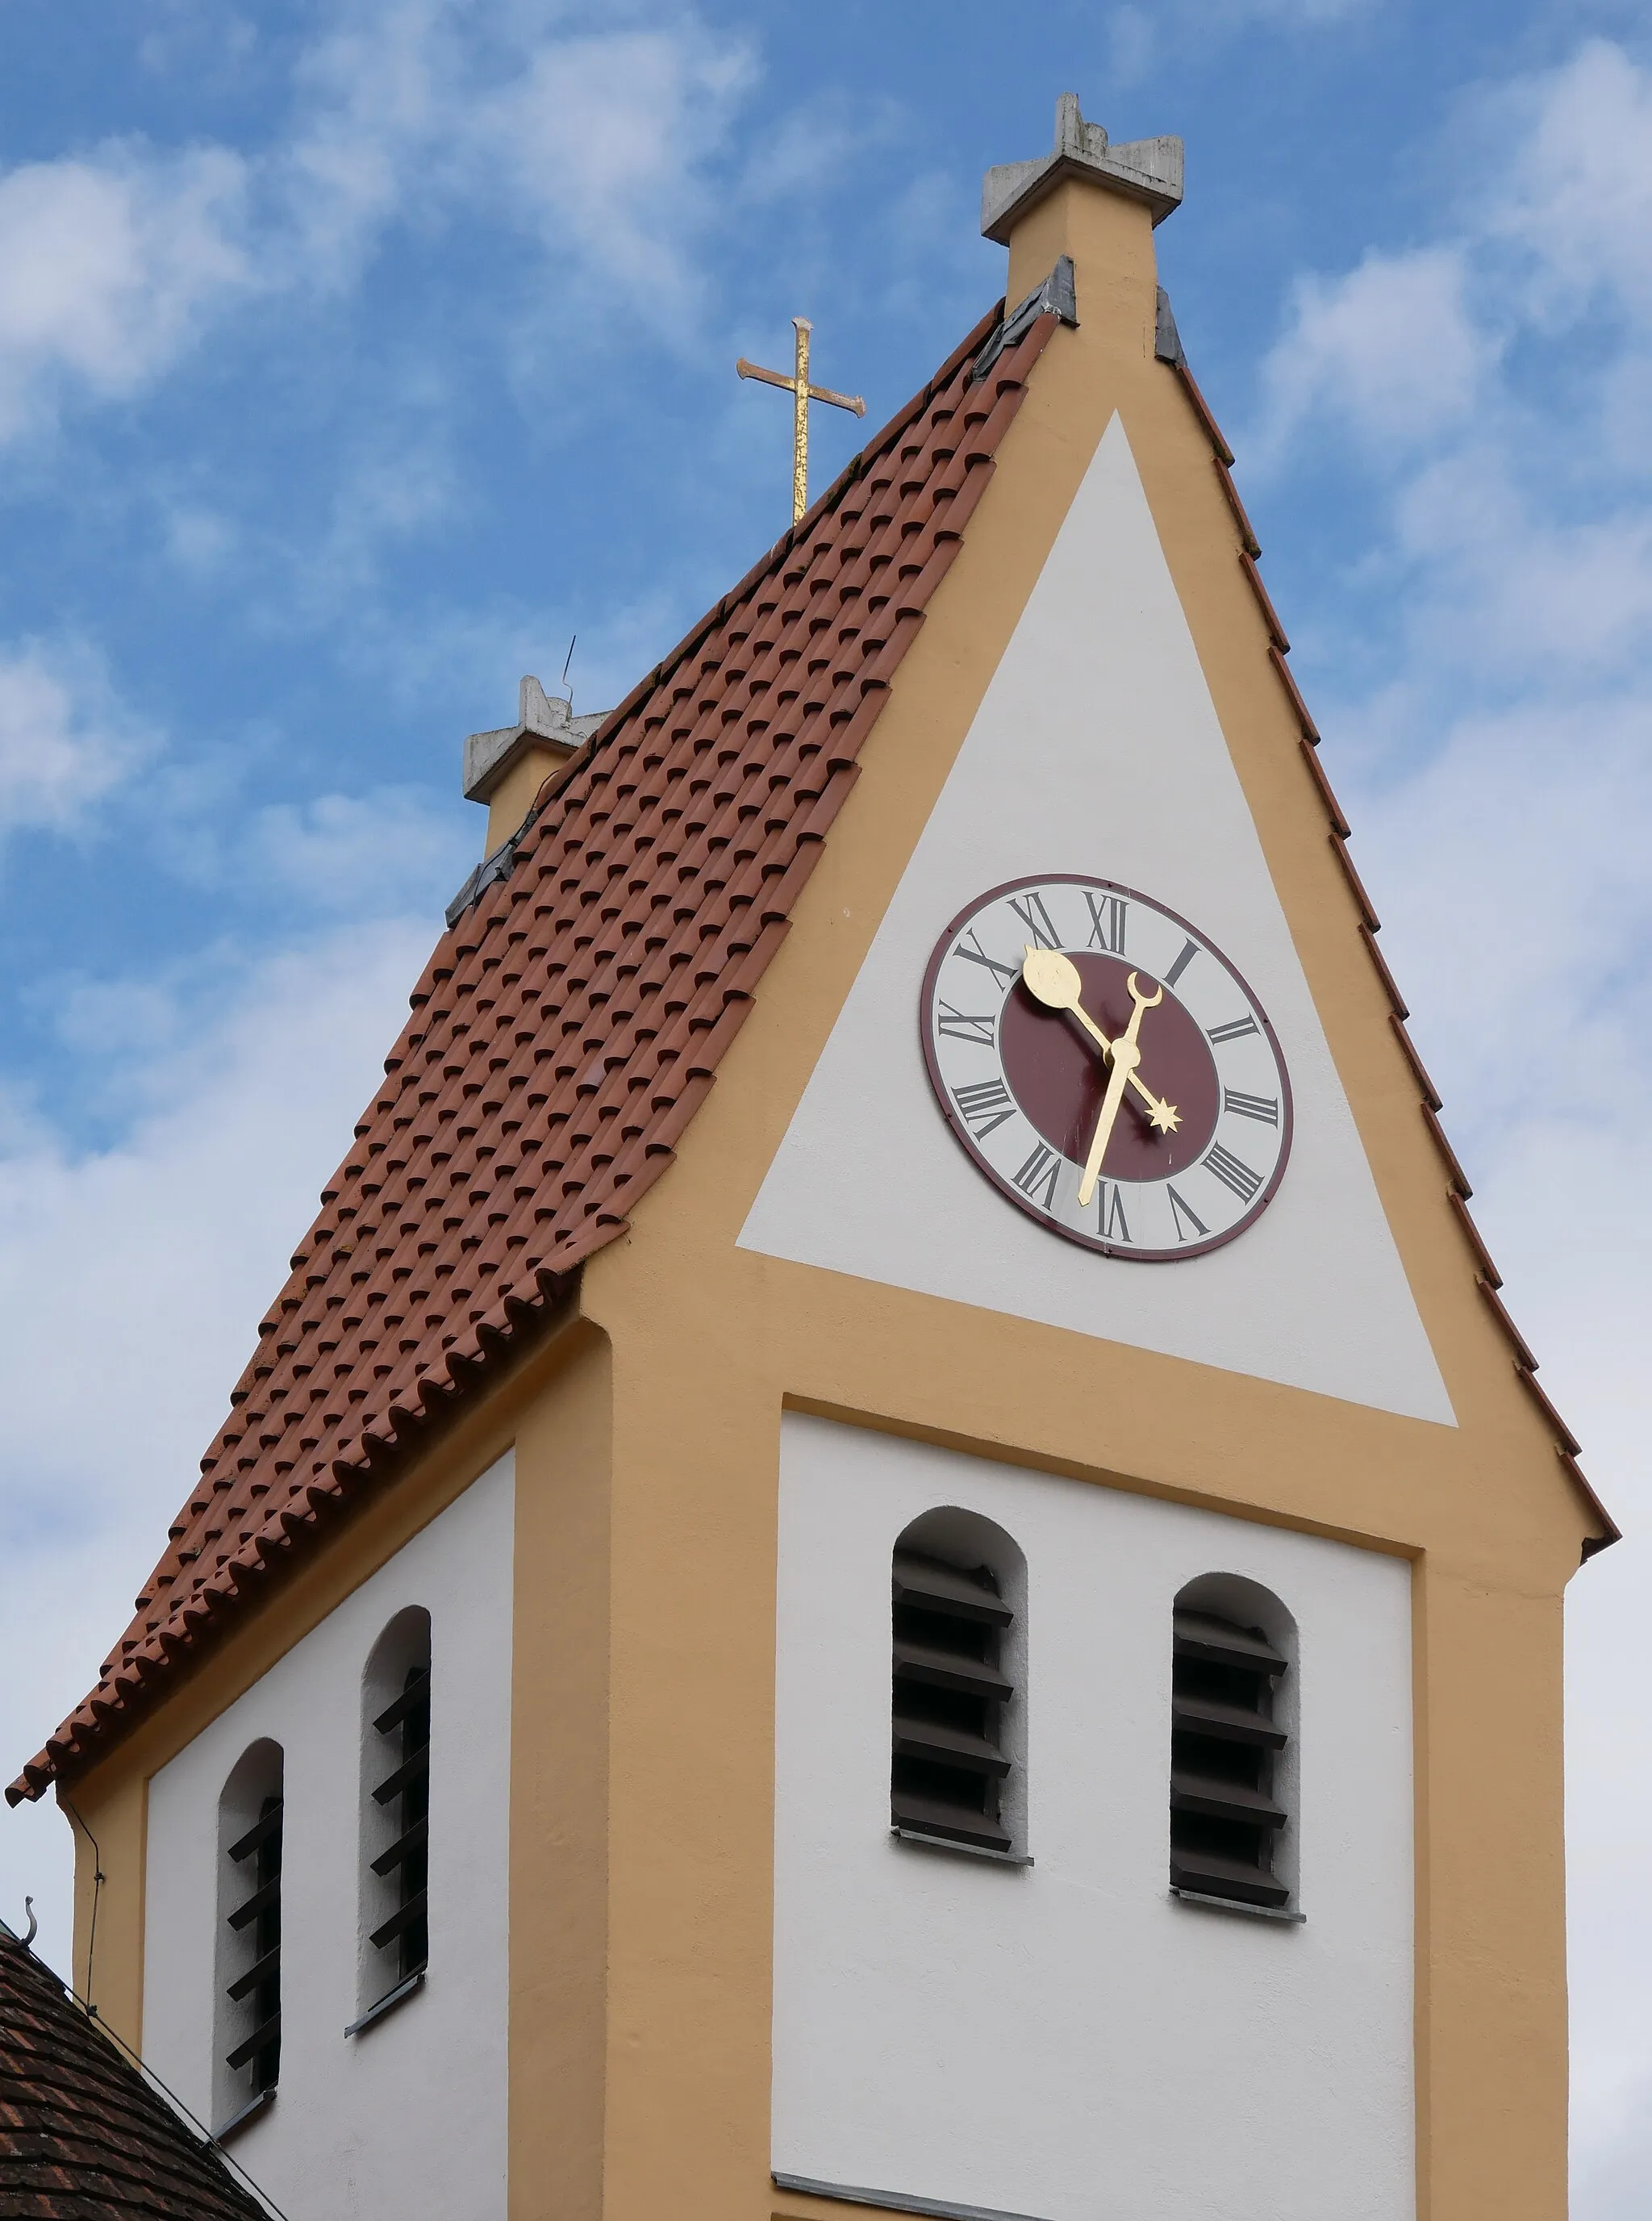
11;96;1611;2221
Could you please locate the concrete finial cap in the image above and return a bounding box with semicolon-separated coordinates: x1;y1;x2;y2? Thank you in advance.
982;92;1183;242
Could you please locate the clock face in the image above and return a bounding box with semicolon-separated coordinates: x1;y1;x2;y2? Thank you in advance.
920;875;1292;1261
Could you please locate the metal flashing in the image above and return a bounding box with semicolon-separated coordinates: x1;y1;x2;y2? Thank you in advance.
970;256;1077;385
891;1826;1032;1867
212;2087;276;2146
1154;285;1185;367
1169;1885;1306;1924
344;1968;424;2038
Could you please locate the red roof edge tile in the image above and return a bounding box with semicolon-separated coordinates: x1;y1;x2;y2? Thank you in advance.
1168;355;1616;1565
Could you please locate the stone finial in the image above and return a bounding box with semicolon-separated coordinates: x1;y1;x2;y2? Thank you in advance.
462;677;607;807
518;672;561;738
460;675;609;864
982;91;1183;242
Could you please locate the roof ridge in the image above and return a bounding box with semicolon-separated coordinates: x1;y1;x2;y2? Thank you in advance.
507;300;1009;864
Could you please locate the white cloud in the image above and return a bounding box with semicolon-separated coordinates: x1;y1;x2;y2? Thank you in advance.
0;642;153;838
482;29;755;316
0;5;762;447
1479;39;1652;328
244;785;473;911
1256;246;1490;456
274;0;758;330
279;0;453;287
0;914;436;1979
1389;454;1652;683
0;144;248;440
1353;691;1652;1118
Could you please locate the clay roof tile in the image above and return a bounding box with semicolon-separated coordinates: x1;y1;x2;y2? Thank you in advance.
10;296;1057;1806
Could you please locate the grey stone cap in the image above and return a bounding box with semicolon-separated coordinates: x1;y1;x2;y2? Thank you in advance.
982;91;1183;240
461;674;607;802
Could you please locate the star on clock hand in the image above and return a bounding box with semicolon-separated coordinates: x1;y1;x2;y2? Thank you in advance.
1020;947;1181;1138
1073;971;1162;1206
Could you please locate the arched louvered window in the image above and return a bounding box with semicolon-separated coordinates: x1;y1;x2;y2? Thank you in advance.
216;1739;283;2131
357;1608;432;2027
891;1509;1027;1859
1170;1576;1296;1911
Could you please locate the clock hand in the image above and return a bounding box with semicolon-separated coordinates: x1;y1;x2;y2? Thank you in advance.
1020;947;1179;1133
1077;973;1162;1208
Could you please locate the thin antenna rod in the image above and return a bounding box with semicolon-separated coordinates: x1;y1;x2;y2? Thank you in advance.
560;634;577;707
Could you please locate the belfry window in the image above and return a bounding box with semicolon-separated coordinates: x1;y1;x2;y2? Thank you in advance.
1170;1580;1292;1910
216;1739;284;2125
891;1512;1024;1856
360;1608;432;2019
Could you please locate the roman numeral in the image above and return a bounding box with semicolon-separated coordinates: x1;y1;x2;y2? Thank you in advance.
1204;1141;1263;1203
1223;1088;1279;1125
1095;1181;1131;1245
1163;938;1199;989
1007;891;1062;950
937;1001;996;1046
953;1078;1017;1138
1084;891;1128;954
955;930;1021;993
1207;1015;1259;1046
1012;1142;1062;1211
1166;1185;1209;1243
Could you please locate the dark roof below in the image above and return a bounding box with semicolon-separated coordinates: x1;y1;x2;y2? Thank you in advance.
0;1931;271;2219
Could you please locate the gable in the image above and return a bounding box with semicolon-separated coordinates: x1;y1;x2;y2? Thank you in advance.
739;412;1455;1423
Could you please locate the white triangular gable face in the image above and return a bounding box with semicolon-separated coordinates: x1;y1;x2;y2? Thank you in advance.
738;415;1454;1425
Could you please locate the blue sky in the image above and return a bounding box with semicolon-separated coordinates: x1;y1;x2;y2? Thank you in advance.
2;2;1650;2206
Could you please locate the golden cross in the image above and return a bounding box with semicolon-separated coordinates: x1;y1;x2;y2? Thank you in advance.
736;317;866;525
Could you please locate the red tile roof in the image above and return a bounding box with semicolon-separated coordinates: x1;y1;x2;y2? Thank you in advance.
0;1932;271;2219
10;296;1059;1806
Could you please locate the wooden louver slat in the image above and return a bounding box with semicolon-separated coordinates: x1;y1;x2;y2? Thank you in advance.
369;1817;428;1877
223;1791;282;2093
368;1893;430;1954
891;1549;1014;1855
1169;1607;1290;1910
223;1945;279;2004
223;2011;282;2075
371;1749;431;1806
367;1661;430;1989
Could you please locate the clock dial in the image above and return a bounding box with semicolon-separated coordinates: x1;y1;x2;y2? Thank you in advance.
920;876;1293;1260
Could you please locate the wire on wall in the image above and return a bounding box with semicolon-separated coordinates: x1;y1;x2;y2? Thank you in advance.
58;1798;105;2015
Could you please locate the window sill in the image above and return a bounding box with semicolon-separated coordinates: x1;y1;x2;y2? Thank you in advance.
345;1968;425;2037
774;2172;1051;2221
1170;1885;1304;1923
215;2087;275;2145
891;1826;1032;1868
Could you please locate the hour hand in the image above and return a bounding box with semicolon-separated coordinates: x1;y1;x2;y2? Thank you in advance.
1020;947;1179;1133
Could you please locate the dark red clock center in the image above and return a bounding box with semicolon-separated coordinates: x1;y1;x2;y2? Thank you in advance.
997;954;1220;1182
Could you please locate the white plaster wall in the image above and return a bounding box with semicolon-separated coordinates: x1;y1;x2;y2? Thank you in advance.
144;1451;515;2221
772;1417;1414;2221
739;414;1454;1426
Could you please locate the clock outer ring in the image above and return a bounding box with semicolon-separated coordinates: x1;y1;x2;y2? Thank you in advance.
919;873;1295;1263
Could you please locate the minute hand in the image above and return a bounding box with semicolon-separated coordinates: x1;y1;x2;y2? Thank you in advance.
1078;974;1162;1209
1063;996;1177;1129
1019;946;1178;1132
